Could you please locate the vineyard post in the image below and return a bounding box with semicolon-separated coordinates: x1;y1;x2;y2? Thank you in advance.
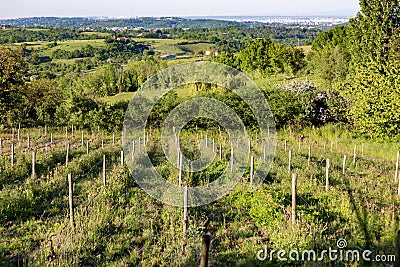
205;135;208;148
132;141;135;160
292;173;297;229
120;151;124;166
395;151;399;182
230;146;234;172
307;144;311;167
65;127;68;141
250;156;254;186
103;154;106;186
143;132;146;148
219;144;222;161
0;138;2;155
298;138;301;151
200;234;211;267
32;151;36;178
212;139;215;153
86;142;89;155
248;140;251;154
101;140;104;149
263;143;266;161
66;144;70;166
71;125;74;138
343;155;347;175
330;141;333;152
284;140;287;152
182;186;188;252
288;150;292;173
45;125;47;136
27;134;30;149
68;174;74;229
81;131;84;146
50;133;53;144
178;153;183;186
112;133;115;145
353;145;357;165
325;159;330;192
17;128;20;143
11;143;14;167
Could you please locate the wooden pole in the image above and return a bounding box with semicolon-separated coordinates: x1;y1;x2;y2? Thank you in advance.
284;140;287;152
65;127;68;141
81;131;84;146
178;153;183;186
248;140;251;154
288;150;292;173
86;142;89;155
132;140;135;160
121;151;124;166
182;186;188;251
395;151;399;182
17;128;21;142
307;144;311;167
50;133;53;144
263;143;266;161
32;151;36;178
219;144;222;161
325;159;330;192
71;125;74;138
68;174;74;229
230;146;234;172
12;128;15;142
27;134;30;149
112;133;115;145
103;154;106;186
353;145;357;165
342;155;347;175
66;144;70;166
11;143;14;167
291;173;297;229
250;156;254;186
45;125;47;136
200;234;211;267
205;135;208;148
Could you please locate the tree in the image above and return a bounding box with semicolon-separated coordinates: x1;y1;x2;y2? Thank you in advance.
0;46;27;125
342;0;400;138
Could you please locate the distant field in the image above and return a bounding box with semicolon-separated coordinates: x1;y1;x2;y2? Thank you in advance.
39;39;107;57
81;31;112;37
132;38;214;55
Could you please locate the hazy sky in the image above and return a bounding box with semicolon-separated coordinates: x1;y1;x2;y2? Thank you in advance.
1;0;361;19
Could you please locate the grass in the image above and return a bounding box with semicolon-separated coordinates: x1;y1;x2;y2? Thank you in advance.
0;125;398;266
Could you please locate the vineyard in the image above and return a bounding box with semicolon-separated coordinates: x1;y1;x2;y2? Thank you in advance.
0;125;399;266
